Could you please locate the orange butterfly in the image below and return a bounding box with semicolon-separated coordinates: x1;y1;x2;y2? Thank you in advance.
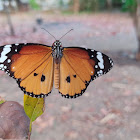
0;39;113;98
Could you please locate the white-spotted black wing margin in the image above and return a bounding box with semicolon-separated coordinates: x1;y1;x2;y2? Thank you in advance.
87;48;113;81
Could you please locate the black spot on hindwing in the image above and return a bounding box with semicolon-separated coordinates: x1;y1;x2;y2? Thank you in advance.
41;75;45;82
66;76;70;83
34;73;38;76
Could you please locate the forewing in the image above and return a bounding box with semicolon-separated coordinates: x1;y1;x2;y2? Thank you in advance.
0;43;53;98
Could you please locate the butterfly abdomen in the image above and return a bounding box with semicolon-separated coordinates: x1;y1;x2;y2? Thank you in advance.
54;62;60;89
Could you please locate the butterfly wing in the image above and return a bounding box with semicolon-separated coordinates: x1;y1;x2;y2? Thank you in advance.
0;43;53;98
59;47;113;98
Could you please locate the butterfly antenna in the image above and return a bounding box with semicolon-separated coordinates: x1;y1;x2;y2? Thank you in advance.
59;29;73;40
41;28;56;40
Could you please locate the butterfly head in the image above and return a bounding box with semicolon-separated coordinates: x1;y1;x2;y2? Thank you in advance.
52;40;63;59
52;40;62;48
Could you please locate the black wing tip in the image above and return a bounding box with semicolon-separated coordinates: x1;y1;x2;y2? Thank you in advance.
87;48;114;73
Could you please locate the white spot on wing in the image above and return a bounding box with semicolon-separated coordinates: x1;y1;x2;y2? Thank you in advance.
0;46;11;63
0;56;7;63
4;66;7;69
0;64;4;68
95;65;98;68
7;59;11;63
98;62;104;69
99;70;103;74
97;52;104;69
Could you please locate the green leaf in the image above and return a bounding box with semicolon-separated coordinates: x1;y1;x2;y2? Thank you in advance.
0;97;6;104
24;94;45;132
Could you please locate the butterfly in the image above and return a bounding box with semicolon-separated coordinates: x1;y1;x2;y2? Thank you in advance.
0;38;113;99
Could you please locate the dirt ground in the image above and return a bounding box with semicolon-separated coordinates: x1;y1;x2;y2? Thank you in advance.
0;12;140;140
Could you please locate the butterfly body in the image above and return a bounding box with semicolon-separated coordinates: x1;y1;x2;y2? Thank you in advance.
52;40;63;89
0;41;113;98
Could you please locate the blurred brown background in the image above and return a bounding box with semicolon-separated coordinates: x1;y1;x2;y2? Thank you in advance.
0;0;140;140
